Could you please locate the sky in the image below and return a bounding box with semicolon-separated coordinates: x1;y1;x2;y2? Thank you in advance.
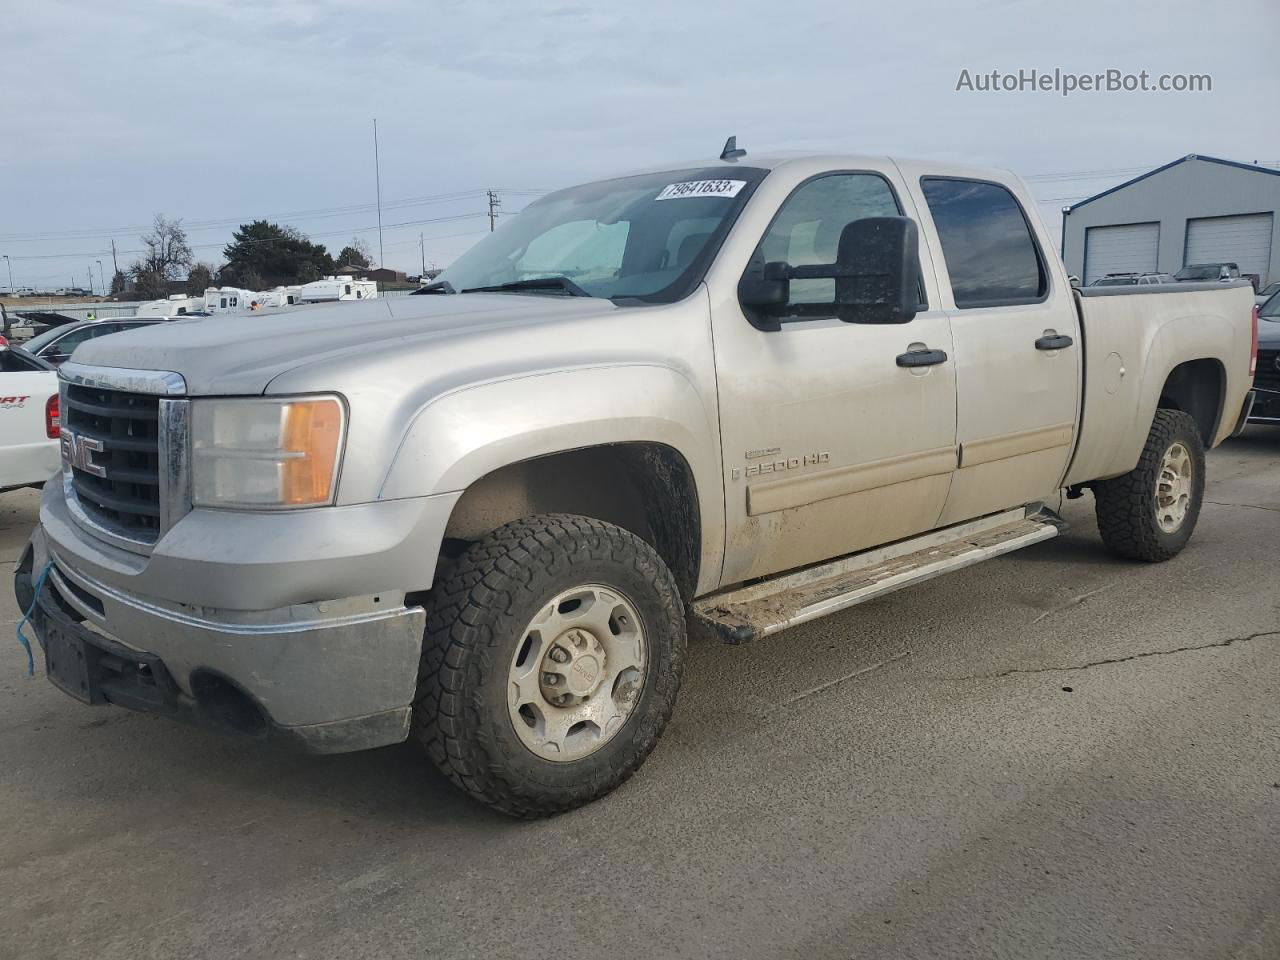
3;0;1278;291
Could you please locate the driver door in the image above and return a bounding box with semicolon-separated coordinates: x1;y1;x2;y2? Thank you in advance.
710;167;958;585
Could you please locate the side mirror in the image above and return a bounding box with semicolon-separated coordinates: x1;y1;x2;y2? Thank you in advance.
829;216;920;324
738;216;921;327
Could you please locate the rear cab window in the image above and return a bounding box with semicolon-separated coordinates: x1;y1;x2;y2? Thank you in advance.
920;178;1048;308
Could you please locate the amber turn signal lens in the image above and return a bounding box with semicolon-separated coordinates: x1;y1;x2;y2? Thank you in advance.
279;398;344;505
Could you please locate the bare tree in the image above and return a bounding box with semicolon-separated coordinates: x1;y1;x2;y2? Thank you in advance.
337;237;374;269
130;214;193;296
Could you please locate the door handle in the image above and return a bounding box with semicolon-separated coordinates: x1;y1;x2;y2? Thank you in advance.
896;348;948;368
1035;333;1074;350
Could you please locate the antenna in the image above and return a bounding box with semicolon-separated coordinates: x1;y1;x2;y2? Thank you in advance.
720;136;747;162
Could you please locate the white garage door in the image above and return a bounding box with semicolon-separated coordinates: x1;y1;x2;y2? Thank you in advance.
1084;222;1160;284
1184;213;1274;281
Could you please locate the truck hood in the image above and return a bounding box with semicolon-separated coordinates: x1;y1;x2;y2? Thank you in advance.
69;294;630;395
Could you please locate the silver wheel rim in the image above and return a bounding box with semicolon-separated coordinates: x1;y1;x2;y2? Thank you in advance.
507;584;647;762
1155;441;1193;533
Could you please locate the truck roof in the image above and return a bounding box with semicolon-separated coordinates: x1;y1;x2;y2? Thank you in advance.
605;152;1020;187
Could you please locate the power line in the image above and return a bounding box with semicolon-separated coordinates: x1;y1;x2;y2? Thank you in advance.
5;212;491;261
0;188;502;243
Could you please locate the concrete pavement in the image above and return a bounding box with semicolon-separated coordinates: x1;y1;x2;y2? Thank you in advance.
2;431;1278;960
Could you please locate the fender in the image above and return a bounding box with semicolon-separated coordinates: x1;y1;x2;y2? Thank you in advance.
379;362;727;595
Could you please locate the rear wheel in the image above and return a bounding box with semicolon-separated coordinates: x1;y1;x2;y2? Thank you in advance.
413;514;686;818
1094;409;1205;562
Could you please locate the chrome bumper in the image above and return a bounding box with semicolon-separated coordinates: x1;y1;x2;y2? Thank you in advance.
19;523;427;753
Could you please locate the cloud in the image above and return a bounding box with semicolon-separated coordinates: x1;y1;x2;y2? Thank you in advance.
4;0;1278;282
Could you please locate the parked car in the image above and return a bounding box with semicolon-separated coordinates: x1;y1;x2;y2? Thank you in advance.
1175;262;1241;282
1254;281;1280;306
1249;291;1280;426
0;338;59;493
20;317;169;366
1089;272;1173;287
15;150;1257;818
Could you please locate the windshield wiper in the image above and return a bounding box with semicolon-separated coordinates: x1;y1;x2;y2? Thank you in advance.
412;279;455;294
460;276;592;298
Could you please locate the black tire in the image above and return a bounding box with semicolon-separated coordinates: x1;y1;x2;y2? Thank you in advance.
413;514;686;818
1094;409;1205;562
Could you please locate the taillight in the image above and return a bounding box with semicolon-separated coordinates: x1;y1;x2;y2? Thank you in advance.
1250;304;1259;378
45;394;60;439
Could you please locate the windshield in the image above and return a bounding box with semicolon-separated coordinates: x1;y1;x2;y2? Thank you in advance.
1093;277;1137;286
432;167;767;302
22;325;72;353
1175;264;1224;280
1259;282;1280;299
1261;290;1280;318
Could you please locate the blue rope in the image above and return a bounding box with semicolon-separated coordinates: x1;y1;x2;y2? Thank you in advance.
15;560;54;677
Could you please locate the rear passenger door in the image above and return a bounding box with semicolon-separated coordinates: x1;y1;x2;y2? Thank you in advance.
909;173;1080;525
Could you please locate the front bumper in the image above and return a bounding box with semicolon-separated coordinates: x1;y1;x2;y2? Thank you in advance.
15;482;457;753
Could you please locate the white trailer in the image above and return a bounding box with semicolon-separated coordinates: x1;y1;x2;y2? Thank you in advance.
136;294;204;317
201;287;256;314
295;277;378;303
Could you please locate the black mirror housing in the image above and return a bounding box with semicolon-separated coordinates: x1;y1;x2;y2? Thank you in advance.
738;217;921;328
737;261;791;330
832;216;920;324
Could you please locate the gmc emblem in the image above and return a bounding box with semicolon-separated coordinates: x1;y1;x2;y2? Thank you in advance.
61;429;107;478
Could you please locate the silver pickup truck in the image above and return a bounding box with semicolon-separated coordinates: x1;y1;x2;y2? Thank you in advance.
15;148;1258;817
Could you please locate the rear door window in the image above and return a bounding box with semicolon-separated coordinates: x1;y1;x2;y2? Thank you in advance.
921;178;1048;308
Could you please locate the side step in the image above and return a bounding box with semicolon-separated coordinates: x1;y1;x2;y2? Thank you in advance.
693;508;1064;643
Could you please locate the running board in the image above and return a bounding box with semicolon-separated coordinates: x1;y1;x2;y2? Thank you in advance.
693;508;1064;643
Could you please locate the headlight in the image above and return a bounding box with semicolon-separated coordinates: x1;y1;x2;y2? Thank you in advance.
191;395;346;508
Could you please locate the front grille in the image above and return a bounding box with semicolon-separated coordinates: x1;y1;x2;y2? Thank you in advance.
1257;349;1280;390
64;383;162;540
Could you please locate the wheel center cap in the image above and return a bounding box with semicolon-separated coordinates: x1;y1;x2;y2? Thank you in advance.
567;654;601;695
540;628;608;703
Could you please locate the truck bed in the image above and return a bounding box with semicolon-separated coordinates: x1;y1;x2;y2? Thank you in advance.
1065;280;1255;487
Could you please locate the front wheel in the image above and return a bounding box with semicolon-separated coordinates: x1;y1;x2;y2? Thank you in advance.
413;514;686;818
1094;409;1206;562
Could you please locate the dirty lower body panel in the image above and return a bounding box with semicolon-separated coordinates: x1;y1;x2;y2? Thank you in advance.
693;507;1064;643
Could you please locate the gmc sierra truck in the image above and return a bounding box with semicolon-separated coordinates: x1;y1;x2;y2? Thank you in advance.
15;148;1258;817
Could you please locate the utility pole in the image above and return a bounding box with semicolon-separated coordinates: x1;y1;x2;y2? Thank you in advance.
3;255;13;291
110;239;119;276
487;189;502;231
373;118;385;267
87;268;94;295
419;233;426;276
96;260;105;297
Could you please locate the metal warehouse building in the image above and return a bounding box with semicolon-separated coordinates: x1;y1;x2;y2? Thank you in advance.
1062;155;1280;286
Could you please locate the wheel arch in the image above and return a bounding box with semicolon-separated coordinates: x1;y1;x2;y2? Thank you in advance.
1155;357;1226;447
441;443;703;600
381;364;725;598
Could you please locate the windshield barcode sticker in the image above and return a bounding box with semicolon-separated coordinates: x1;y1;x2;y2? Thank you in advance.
655;179;746;201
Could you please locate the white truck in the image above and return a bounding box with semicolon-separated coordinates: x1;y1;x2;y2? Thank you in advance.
15;148;1257;818
0;339;60;493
